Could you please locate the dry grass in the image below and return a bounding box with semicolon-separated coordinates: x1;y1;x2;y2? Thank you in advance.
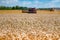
0;10;60;14
37;10;60;14
0;14;60;40
0;10;22;14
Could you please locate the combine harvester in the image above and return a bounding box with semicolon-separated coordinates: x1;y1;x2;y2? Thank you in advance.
22;8;37;13
50;8;54;11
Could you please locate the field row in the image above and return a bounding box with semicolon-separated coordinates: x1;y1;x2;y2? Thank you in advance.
0;10;60;14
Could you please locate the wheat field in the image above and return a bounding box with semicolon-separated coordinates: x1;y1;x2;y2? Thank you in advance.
0;14;60;40
0;10;22;14
0;10;60;14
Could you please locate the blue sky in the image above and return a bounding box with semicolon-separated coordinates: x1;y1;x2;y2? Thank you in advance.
0;0;60;8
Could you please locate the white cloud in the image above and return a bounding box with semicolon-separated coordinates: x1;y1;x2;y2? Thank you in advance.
32;1;43;8
0;0;60;8
1;0;19;4
21;1;32;7
35;0;60;8
22;1;32;5
52;0;60;2
45;0;60;7
21;0;42;8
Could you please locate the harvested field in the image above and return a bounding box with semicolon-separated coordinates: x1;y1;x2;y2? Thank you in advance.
37;10;60;14
0;10;60;14
0;10;22;14
0;14;60;40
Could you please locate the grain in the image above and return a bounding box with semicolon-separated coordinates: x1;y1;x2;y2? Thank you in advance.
0;14;60;40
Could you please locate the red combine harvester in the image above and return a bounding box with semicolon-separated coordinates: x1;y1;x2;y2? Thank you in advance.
22;8;37;13
50;8;54;11
28;8;36;13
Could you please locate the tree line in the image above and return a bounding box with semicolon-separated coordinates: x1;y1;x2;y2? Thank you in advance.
0;6;28;10
0;6;54;10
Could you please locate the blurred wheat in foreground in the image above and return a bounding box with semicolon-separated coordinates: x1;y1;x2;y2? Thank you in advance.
0;14;60;40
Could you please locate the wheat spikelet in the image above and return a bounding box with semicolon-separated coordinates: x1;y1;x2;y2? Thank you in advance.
0;14;60;40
